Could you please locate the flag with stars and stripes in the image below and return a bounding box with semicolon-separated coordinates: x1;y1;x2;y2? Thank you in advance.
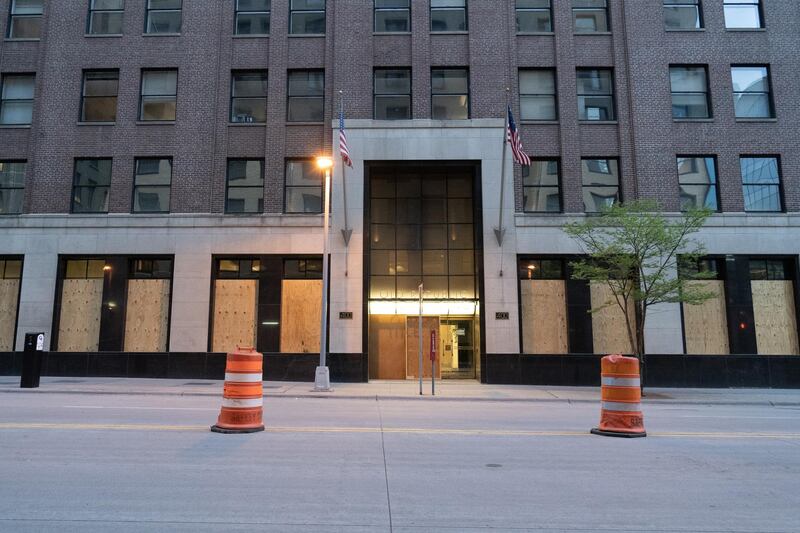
339;111;352;168
507;105;531;167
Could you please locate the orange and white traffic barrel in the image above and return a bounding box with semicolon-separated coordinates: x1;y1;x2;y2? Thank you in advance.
591;354;647;438
211;346;265;434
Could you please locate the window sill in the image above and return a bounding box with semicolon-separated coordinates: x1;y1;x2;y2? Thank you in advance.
132;211;170;215
673;118;714;123
578;120;618;125
664;28;705;32
288;33;325;38
574;32;612;36
736;117;777;123
77;121;116;126
516;32;554;36
3;38;40;42
521;120;559;125
744;211;785;214
232;34;269;39
522;211;564;215
0;124;32;129
142;32;181;37
430;31;469;35
229;122;266;127
725;28;766;32
373;32;411;36
225;212;266;216
84;33;123;38
136;120;176;125
286;121;324;126
70;212;109;215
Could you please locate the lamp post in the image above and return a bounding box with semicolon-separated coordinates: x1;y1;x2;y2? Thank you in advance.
314;156;334;392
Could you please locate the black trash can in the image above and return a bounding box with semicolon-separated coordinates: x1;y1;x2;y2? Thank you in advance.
20;332;45;389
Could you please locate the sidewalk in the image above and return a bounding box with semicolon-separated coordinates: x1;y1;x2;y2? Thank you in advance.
1;376;799;405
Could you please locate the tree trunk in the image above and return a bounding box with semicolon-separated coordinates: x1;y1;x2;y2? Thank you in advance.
636;305;647;396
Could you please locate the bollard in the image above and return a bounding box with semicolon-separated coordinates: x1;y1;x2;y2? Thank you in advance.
211;346;265;434
591;354;647;438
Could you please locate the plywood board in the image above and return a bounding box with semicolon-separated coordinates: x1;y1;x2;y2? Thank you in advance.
683;280;729;355
58;279;103;352
406;316;441;379
369;315;407;380
124;279;171;352
212;279;258;353
752;280;800;355
280;279;322;353
590;282;635;354
520;280;569;354
0;279;20;351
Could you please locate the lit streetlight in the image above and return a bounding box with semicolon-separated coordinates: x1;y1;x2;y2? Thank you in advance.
314;156;334;392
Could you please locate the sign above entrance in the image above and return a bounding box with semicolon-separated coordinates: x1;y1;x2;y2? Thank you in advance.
369;300;478;316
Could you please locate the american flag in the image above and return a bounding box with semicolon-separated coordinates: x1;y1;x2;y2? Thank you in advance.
507;105;531;167
339;111;352;168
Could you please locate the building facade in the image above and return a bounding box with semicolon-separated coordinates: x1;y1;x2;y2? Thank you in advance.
1;0;799;387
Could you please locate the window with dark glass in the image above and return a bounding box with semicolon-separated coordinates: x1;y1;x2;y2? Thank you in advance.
572;0;608;33
226;159;264;214
374;68;411;120
0;161;25;215
231;70;267;123
72;158;112;213
235;0;270;35
375;0;410;32
516;0;551;33
81;70;119;122
519;69;557;121
731;65;773;119
139;69;177;121
741;156;782;212
430;0;466;32
523;160;561;213
670;65;711;119
582;158;619;212
677;156;718;211
664;0;702;29
749;259;790;281
133;158;171;213
0;74;35;125
284;258;323;279
724;0;762;29
289;0;325;34
287;70;324;122
88;0;124;35
285;160;323;214
576;68;614;121
145;0;181;33
216;257;261;279
7;0;42;39
431;68;469;120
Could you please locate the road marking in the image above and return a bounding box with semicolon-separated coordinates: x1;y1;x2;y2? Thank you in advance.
62;405;217;411
1;422;800;439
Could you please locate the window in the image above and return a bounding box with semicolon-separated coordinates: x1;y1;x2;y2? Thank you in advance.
431;68;469;120
0;161;25;214
226;159;264;214
741;156;781;212
572;0;608;33
731;65;773;119
216;257;261;279
0;74;35;125
523;160;561;213
576;68;614;121
430;0;466;32
231;70;268;123
581;158;619;212
284;258;323;279
519;69;557;121
139;69;177;121
677;156;718;211
664;0;702;30
235;0;270;35
670;66;711;119
7;0;42;39
749;259;790;281
285;160;323;214
133;158;171;213
516;0;551;33
88;0;124;35
72;159;112;213
375;0;410;32
145;0;181;34
287;70;324;122
289;0;325;35
374;68;411;120
724;0;762;29
81;70;119;122
518;258;568;354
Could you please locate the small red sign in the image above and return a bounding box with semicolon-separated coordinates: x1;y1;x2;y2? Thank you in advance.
430;331;437;361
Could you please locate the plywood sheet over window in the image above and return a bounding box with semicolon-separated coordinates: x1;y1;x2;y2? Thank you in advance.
369;314;407;380
683;280;729;355
0;279;20;351
124;279;171;352
58;279;104;352
520;280;568;354
212;279;258;353
752;280;799;355
280;279;322;353
590;282;634;354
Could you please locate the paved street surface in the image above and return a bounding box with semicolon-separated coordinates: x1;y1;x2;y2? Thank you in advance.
1;379;799;532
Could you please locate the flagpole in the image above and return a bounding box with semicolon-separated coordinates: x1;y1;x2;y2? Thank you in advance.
339;91;353;276
494;87;511;277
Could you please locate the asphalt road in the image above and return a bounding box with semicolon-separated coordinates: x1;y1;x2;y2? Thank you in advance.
1;393;799;532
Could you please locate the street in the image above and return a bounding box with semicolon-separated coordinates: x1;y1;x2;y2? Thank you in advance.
1;386;799;532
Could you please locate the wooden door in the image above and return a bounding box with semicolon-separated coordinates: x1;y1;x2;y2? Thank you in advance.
406;316;441;379
369;315;407;379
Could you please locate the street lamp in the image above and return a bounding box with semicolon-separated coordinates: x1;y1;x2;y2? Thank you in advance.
314;156;334;392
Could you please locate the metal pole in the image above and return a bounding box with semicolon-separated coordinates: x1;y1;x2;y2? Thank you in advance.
432;331;435;397
314;167;332;391
418;282;423;396
494;89;511;254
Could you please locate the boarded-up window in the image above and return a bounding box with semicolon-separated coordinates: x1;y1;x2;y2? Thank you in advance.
681;258;729;355
750;259;799;355
211;258;260;353
124;259;172;352
280;259;323;353
518;259;568;354
590;282;635;354
57;259;105;352
0;259;22;351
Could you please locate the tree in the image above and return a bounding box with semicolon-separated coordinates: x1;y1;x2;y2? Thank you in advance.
563;200;715;388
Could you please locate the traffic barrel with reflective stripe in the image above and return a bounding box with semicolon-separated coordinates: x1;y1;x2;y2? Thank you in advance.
211;346;265;434
590;354;646;438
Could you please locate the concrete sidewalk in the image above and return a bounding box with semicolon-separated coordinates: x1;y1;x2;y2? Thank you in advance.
1;376;799;405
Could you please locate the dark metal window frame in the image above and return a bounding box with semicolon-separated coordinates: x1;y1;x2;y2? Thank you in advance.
87;0;125;35
0;73;35;126
676;155;721;212
235;0;271;35
723;0;764;29
572;0;609;33
576;67;615;121
430;0;468;32
80;68;119;123
230;69;268;123
132;156;172;214
286;69;325;123
374;0;411;33
225;158;265;214
373;67;412;120
289;0;326;35
740;154;784;213
518;67;558;121
144;0;182;34
516;0;552;33
663;0;703;30
430;67;470;120
669;64;712;119
7;0;43;39
283;158;324;214
581;157;621;213
731;63;774;119
71;157;113;214
0;159;26;215
138;68;178;122
522;158;562;214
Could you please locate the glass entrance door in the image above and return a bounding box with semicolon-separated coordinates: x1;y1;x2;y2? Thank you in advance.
440;317;476;379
